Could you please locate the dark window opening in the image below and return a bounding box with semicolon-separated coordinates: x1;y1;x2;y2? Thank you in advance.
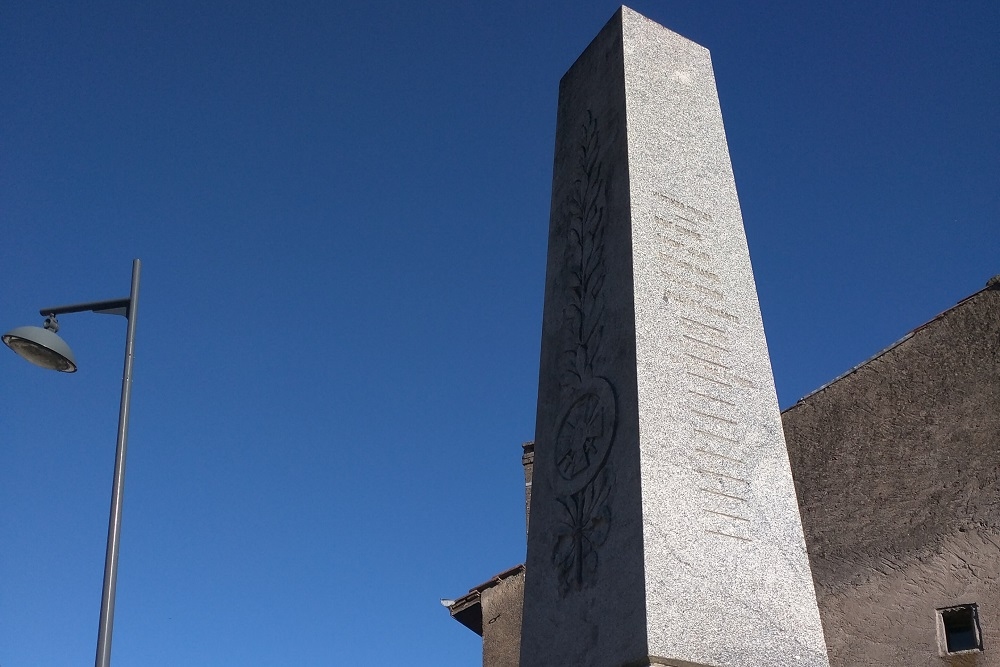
940;604;983;654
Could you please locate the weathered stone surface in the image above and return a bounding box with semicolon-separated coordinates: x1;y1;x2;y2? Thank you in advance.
784;283;1000;666
520;7;829;666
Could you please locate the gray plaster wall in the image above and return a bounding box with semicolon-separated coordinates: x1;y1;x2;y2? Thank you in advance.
783;284;1000;666
482;572;526;667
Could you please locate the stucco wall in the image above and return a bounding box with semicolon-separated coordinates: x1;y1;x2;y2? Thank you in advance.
783;283;1000;666
482;571;525;667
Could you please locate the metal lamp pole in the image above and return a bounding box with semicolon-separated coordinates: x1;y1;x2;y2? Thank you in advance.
4;259;141;667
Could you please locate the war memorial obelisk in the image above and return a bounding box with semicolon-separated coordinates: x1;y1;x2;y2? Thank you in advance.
520;8;830;666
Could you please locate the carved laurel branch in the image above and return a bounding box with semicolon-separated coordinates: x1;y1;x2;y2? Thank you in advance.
561;110;607;390
552;110;615;596
553;466;615;595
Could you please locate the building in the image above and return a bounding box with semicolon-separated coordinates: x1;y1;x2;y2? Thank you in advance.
447;276;1000;666
783;276;1000;665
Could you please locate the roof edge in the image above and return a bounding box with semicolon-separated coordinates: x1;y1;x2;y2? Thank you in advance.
784;277;998;412
447;563;526;636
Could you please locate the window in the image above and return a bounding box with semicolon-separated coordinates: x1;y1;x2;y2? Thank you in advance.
938;604;983;654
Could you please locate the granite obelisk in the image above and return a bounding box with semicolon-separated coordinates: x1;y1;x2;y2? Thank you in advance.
520;8;830;666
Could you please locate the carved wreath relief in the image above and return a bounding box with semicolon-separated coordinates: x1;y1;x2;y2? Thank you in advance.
551;111;618;596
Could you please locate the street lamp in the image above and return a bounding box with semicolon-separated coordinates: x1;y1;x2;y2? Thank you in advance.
3;259;141;667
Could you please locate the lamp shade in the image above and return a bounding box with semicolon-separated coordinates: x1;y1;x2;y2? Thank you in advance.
2;326;77;372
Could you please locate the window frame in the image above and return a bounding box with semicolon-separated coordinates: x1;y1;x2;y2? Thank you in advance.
937;604;984;656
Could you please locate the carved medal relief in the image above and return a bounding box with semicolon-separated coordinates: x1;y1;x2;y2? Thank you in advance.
652;194;754;543
550;110;619;596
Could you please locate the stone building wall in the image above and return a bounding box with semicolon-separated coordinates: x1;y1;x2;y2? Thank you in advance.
782;281;1000;666
481;570;525;667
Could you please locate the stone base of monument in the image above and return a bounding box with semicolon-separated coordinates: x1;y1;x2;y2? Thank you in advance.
519;7;830;667
623;659;718;667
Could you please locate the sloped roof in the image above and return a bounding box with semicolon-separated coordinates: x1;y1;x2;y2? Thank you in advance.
447;563;525;636
786;275;999;410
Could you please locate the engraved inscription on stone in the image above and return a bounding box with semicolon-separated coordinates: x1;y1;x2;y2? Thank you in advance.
652;192;753;541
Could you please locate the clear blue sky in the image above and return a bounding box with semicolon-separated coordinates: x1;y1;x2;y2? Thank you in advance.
1;1;996;665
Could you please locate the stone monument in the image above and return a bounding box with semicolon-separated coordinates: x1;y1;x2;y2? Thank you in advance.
519;8;830;666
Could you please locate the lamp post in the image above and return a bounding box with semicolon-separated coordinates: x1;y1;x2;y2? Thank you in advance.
2;259;141;667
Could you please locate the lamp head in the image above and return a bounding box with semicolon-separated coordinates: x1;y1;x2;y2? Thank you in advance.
2;316;77;372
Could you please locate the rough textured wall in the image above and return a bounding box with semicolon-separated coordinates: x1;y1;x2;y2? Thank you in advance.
783;283;1000;666
482;571;525;667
